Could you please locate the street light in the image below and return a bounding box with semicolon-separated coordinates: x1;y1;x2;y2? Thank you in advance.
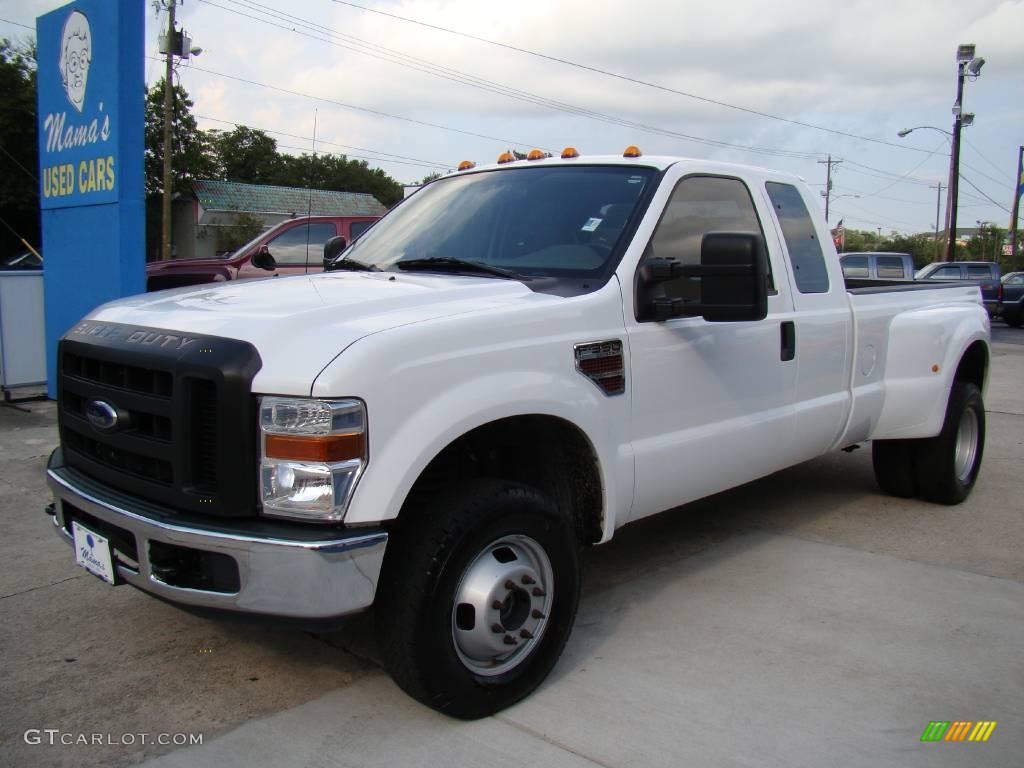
945;43;985;261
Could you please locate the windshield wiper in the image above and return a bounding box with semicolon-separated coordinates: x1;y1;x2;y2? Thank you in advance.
396;257;527;280
328;256;378;272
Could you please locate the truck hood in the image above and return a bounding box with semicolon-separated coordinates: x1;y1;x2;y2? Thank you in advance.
87;272;550;394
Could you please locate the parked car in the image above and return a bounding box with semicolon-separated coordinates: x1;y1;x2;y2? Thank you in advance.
839;252;914;281
1000;271;1024;327
145;215;379;291
49;152;989;718
915;260;1002;317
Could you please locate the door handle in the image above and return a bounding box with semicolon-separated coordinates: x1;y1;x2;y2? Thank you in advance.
780;321;796;362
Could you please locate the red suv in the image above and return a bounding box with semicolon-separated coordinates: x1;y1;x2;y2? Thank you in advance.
146;215;378;292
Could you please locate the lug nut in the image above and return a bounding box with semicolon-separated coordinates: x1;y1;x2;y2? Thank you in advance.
503;634;518;645
504;580;517;590
532;587;545;597
520;629;534;639
521;575;536;585
492;600;503;610
531;609;545;619
491;623;503;633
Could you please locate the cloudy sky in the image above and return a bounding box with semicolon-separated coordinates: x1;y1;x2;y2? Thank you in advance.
4;0;1023;235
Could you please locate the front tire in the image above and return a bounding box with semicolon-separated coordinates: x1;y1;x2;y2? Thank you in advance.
913;382;985;504
375;480;580;719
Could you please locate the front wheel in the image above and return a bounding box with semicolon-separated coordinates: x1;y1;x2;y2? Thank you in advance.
914;382;985;504
375;480;580;718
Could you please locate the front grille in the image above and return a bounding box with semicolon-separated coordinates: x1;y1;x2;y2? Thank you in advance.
58;322;261;518
190;379;218;492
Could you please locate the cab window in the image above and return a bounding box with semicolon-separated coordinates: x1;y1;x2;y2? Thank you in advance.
841;256;869;278
876;256;907;279
266;223;337;266
765;182;829;294
642;175;770;303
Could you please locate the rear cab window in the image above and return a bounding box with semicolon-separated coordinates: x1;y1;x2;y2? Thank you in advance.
765;182;829;294
876;256;907;279
841;256;869;278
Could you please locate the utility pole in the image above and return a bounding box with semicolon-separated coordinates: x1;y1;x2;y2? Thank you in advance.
946;44;985;262
1012;145;1023;272
930;182;944;261
160;0;177;262
818;155;842;223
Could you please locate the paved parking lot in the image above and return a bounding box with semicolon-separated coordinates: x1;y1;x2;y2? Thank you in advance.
2;340;1021;767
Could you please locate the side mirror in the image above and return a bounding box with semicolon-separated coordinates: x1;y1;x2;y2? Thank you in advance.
251;244;276;271
697;233;768;322
636;232;768;323
323;236;348;271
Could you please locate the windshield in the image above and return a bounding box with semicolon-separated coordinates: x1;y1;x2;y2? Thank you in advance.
345;165;656;279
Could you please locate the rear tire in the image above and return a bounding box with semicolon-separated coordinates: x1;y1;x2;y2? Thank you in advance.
1004;307;1023;328
375;480;580;719
872;439;919;498
913;382;985;504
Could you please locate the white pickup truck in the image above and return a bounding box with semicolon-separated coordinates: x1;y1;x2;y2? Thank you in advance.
48;150;990;718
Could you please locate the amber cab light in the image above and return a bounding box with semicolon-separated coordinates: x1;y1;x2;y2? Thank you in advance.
457;160;475;171
526;149;545;160
561;147;580;159
497;152;516;164
623;145;642;158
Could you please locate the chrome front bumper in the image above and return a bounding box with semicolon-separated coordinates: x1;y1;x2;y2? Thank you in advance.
47;455;387;619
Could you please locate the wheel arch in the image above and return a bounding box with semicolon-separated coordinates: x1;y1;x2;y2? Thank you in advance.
397;414;606;546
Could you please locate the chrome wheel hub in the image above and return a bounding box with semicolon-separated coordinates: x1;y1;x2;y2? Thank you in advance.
451;535;554;677
954;407;979;484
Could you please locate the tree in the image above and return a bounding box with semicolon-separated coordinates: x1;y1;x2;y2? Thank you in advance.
0;39;39;257
273;152;403;208
143;78;218;197
418;171;443;185
213;125;281;184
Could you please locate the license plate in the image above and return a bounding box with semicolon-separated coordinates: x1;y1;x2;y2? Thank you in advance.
72;521;117;585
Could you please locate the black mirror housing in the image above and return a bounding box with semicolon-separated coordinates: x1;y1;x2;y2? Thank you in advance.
251;245;276;271
636;233;768;323
698;232;768;323
323;236;348;271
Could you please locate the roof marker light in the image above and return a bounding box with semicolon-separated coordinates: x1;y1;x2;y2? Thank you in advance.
561;147;579;159
526;149;545;161
457;160;475;171
623;145;642;158
497;152;516;164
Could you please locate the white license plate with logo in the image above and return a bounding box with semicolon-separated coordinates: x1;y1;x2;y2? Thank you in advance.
72;521;117;585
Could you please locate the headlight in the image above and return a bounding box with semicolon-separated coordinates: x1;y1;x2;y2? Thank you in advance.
258;397;366;522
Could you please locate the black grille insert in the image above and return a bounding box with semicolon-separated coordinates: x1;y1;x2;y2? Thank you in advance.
58;322;262;518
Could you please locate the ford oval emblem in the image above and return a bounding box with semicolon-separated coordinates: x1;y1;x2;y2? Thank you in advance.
85;400;119;432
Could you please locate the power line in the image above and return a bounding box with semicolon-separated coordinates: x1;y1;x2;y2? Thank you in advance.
195;113;450;169
856;140;947;197
0;144;38;184
154;56;548;149
201;0;823;161
959;174;1012;214
0;17;33;30
328;0;941;156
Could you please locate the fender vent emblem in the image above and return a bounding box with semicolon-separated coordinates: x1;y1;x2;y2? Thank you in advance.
574;340;625;396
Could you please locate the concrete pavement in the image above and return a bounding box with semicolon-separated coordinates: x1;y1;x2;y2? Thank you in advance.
2;340;1021;767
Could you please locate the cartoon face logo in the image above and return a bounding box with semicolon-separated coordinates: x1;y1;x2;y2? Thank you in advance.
59;10;91;112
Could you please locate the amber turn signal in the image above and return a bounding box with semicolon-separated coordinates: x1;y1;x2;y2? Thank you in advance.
265;433;366;463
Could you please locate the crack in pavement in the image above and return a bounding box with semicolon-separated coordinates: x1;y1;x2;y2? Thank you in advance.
0;574;84;601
